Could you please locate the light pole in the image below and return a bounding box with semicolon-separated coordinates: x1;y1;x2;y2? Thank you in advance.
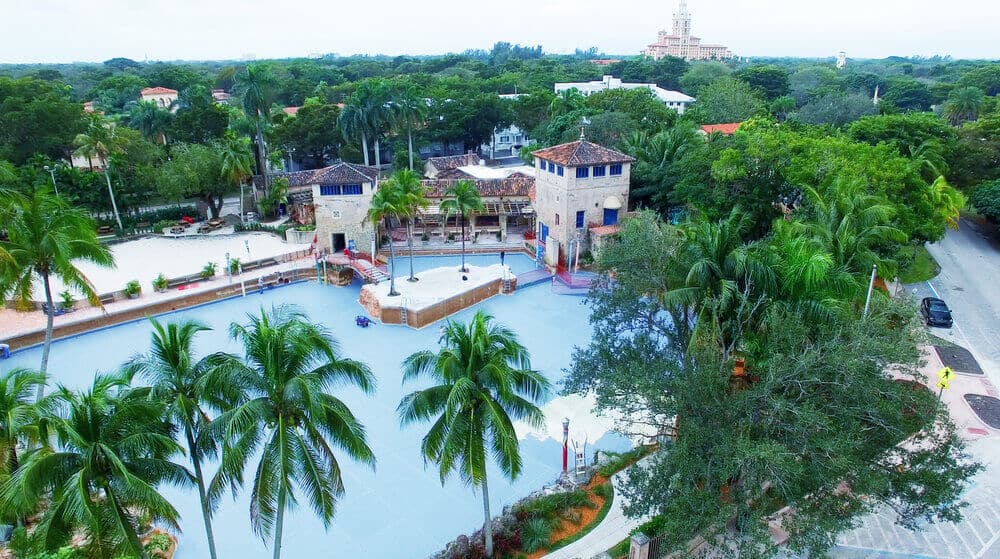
43;165;59;196
562;417;570;474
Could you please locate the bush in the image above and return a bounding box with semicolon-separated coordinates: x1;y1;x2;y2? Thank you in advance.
234;222;290;236
58;290;75;310
294;224;316;231
520;517;553;553
152;273;169;292
229;258;241;275
201;261;217;280
421;232;430;242
145;532;172;554
153;220;175;233
123;280;141;297
972;180;1000;223
597;446;648;477
592;482;613;500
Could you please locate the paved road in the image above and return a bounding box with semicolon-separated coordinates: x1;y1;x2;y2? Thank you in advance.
906;218;1000;388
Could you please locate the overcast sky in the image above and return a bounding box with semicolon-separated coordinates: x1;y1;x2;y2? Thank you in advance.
3;0;998;64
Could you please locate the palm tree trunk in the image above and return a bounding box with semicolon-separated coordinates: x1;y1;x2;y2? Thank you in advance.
481;473;494;558
407;219;417;282
37;272;55;402
186;427;218;559
460;212;468;273
407;127;414;171
272;484;287;559
374;138;382;168
361;132;370;166
386;217;399;296
102;165;124;232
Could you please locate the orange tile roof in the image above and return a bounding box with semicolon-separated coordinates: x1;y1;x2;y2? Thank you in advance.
140;86;178;95
699;123;741;135
282;106;301;116
531;140;635;166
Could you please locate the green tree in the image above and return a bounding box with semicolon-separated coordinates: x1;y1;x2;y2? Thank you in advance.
236;64;278;181
944;86;986;125
127;319;239;559
686;78;766;125
735;65;790;100
389;169;429;282
155;143;228;218
971;179;1000;223
0;372;190;559
366;180;407;296
440;179;485;273
390;81;428;170
127;100;173;144
882;76;934;112
956;64;1000;96
169;86;231;145
211;306;376;559
0;189;114;399
338;102;371;166
0;77;88;164
272;99;342;168
398;311;549;558
73;116;125;230
792;92;877;127
0;368;46;482
679;61;732;96
549;88;586;117
219;132;255;207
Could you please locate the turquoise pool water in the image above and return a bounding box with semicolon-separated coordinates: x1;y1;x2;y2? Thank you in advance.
1;277;627;559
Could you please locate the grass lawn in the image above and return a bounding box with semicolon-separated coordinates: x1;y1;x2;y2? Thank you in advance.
896;245;940;284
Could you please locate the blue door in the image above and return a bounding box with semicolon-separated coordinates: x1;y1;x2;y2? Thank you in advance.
602;209;618;226
540;222;549;242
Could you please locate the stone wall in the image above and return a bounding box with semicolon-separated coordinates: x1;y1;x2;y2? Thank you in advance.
370;276;516;329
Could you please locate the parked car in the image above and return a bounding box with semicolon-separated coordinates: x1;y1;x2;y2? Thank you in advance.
920;297;953;328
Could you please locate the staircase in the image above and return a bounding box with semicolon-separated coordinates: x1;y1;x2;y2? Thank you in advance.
399;298;409;326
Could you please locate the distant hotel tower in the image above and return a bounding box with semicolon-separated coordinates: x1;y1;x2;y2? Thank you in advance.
643;0;733;61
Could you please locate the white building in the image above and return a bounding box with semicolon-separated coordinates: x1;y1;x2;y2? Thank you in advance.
482;94;536;158
554;75;695;114
139;86;179;112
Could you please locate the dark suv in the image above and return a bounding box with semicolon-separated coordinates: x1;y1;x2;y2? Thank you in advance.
920;297;953;328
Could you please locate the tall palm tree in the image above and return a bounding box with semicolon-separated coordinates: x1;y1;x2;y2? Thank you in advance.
127;100;173;145
0;189;114;400
338;103;370;166
398;311;549;558
236;64;278;188
219;133;256;207
927;175;966;231
0;372;190;559
391;83;428;170
392;169;429;282
0;368;46;480
440;180;484;273
944;86;986;125
367;180;407;296
127;319;241;559
210;305;376;559
74;116;124;231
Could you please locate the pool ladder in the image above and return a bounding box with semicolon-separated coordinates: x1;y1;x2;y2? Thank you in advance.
502;277;513;294
399;298;409;326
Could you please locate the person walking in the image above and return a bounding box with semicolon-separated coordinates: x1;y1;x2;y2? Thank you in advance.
258;276;265;294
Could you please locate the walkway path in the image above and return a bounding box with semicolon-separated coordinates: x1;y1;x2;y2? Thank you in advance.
541;459;652;559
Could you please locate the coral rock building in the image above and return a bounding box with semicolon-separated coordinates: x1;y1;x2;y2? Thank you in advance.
644;0;733;61
532;138;634;266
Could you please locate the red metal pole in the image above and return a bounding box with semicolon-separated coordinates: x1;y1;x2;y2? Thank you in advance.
562;418;569;473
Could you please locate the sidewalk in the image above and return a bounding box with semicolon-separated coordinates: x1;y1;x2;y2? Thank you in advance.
540;459;652;559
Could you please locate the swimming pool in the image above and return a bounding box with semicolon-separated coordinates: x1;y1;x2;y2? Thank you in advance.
2;280;628;559
389;252;539;276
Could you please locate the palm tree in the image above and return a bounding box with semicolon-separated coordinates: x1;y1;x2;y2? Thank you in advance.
944;86;986;125
127;319;241;559
549;88;585;117
338;103;371;166
0;189;114;400
219;133;256;208
210;305;376;559
392;169;429;282
391;84;428;170
0;368;46;480
440;179;484;273
398;311;549;558
127;100;172;145
367;180;407;296
0;373;189;559
927;175;966;231
236;64;278;186
74;116;124;231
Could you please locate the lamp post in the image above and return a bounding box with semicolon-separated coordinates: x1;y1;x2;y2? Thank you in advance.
225;252;232;284
562;417;570;474
574;228;583;274
43;165;59;196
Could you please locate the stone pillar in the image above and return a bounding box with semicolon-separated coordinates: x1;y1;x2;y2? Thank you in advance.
629;533;651;559
500;213;508;242
469;214;477;242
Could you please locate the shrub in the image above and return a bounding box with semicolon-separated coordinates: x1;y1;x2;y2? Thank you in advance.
58;290;75;310
234;222;290;236
201;261;217;279
520;518;553;553
447;232;456;242
229;258;241;275
123;280;141;297
294;224;316;231
597;446;648;477
153;220;175;233
421;232;430;242
145;532;172;554
972;180;1000;223
592;482;613;500
152;273;169;292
